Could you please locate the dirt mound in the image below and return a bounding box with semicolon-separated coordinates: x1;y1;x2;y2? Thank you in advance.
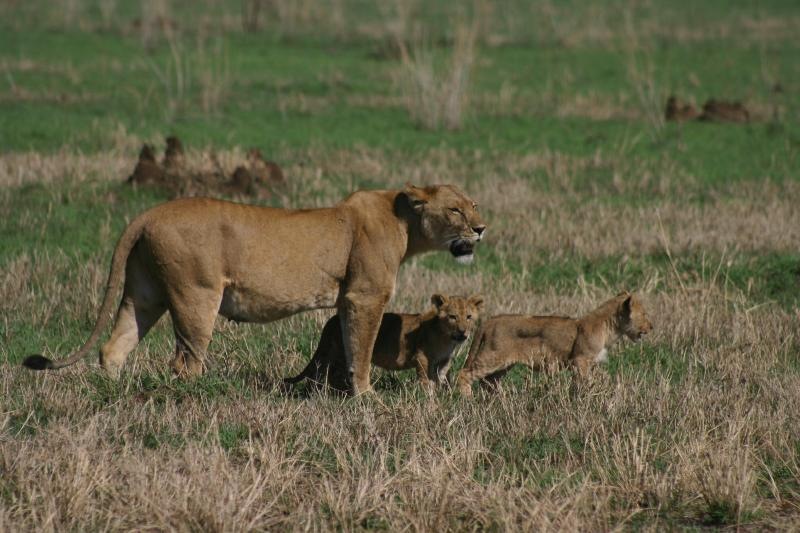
127;137;284;200
128;144;164;185
665;96;750;123
664;96;699;122
162;135;185;171
698;99;750;123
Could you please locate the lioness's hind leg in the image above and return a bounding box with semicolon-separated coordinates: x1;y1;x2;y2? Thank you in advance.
100;297;166;377
167;289;222;378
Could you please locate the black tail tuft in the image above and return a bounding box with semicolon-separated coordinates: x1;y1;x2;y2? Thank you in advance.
22;354;54;370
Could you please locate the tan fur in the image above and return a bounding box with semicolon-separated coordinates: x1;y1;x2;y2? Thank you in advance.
285;293;484;391
23;184;486;395
456;292;652;396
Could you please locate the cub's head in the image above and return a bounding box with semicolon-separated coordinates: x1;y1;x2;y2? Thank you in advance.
431;293;485;342
617;292;653;341
403;184;486;264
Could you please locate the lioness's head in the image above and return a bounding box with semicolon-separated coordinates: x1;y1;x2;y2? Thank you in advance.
403;184;486;264
431;293;485;342
617;292;653;341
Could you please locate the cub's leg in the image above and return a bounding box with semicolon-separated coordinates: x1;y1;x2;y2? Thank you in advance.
414;353;435;391
167;288;223;378
457;359;515;397
570;356;594;380
479;368;510;392
457;343;526;397
434;358;454;386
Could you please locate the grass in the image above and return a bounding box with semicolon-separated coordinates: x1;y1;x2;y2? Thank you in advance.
1;0;800;530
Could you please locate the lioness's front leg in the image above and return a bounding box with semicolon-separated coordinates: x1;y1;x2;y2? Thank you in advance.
339;290;391;395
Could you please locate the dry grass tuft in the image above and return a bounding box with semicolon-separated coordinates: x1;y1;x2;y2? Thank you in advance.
623;9;665;139
395;16;478;131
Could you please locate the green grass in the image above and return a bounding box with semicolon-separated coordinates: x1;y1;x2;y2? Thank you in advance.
1;11;798;188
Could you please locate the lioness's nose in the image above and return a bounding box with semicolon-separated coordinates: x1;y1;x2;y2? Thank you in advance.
473;225;486;237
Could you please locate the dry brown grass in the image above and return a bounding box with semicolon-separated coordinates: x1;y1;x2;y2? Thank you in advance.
1;146;799;529
394;15;478;131
2;282;798;529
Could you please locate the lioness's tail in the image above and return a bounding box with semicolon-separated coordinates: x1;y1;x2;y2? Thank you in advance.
22;213;150;371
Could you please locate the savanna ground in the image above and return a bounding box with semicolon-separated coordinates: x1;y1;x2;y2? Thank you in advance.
1;0;800;530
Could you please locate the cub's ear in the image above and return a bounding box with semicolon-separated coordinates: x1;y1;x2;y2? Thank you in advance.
468;294;485;311
431;293;448;308
621;293;633;316
404;183;429;214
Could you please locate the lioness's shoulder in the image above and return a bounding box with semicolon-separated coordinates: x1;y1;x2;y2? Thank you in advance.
340;189;396;209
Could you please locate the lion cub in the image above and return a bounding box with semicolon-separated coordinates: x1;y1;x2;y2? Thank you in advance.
456;292;652;396
285;293;484;391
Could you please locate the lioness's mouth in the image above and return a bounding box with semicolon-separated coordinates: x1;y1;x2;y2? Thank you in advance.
449;240;475;263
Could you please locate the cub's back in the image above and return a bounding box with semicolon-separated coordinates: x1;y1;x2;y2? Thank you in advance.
483;314;578;356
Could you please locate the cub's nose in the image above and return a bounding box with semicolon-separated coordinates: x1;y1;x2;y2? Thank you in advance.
472;225;486;239
453;331;468;341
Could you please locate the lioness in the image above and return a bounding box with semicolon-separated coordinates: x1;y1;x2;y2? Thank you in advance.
456;292;652;396
284;293;484;391
23;184;486;394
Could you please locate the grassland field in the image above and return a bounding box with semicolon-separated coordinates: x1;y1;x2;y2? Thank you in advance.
1;0;800;530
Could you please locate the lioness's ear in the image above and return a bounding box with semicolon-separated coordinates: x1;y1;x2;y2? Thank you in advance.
431;293;448;308
469;294;485;311
404;183;428;214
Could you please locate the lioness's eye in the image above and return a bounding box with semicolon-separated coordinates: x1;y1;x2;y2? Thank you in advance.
449;207;462;215
467;315;473;320
448;315;457;320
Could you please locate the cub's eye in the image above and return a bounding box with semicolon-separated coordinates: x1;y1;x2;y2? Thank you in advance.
467;315;473;320
448;315;457;320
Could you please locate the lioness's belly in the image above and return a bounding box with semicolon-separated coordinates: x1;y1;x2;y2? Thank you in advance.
219;282;339;323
